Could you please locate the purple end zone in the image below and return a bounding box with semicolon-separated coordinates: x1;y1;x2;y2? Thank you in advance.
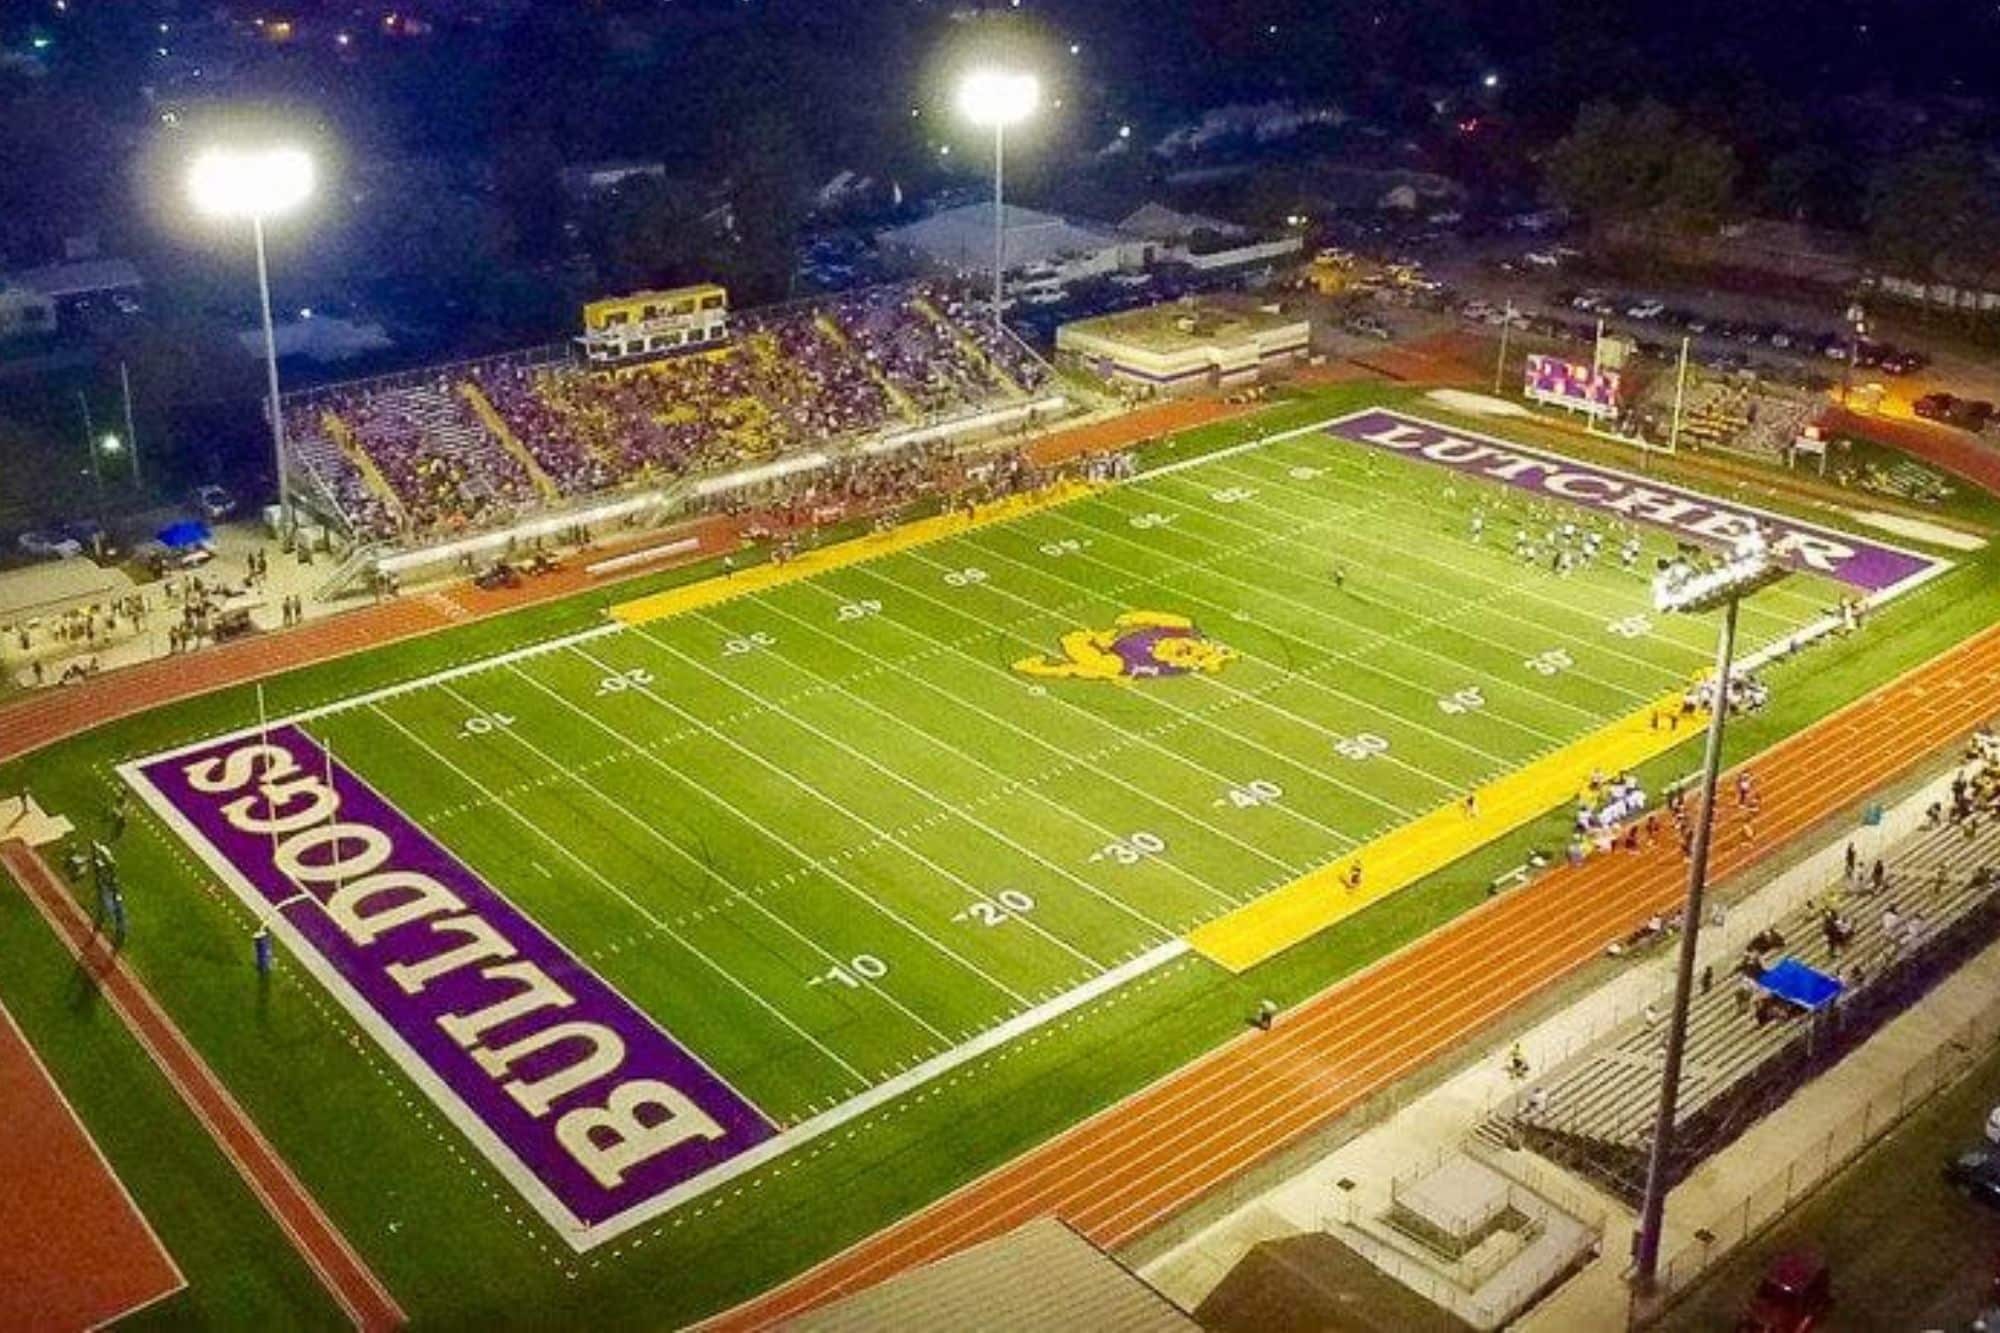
132;724;775;1234
1329;408;1939;593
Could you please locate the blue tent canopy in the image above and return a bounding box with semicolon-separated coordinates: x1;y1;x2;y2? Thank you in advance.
156;520;212;550
1756;957;1844;1011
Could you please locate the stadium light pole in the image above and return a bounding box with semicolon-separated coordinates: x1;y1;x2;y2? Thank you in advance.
1632;534;1789;1299
189;145;315;540
958;70;1039;336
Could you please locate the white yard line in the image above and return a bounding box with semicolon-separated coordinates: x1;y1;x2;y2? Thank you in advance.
1031;503;1606;739
623;623;1113;974
360;703;874;1081
456;671;960;1055
1018;500;1574;752
1237;438;1818;640
895;544;1426;826
756;583;1301;891
856;548;1376;840
573;939;1189;1252
687;606;1194;935
1137;468;1683;697
832;559;1352;859
568;637;1045;1004
964;516;1539;775
1312;405;1949;594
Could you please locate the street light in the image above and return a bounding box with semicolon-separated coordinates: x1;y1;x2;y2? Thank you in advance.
188;144;315;538
1632;532;1788;1299
957;69;1039;335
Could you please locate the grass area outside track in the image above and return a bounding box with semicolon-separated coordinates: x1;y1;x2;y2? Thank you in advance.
0;873;343;1328
2;381;1997;1329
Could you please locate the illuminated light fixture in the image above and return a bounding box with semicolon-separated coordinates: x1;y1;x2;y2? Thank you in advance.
957;69;1041;335
189;143;319;535
1652;532;1784;614
188;146;315;221
956;70;1039;128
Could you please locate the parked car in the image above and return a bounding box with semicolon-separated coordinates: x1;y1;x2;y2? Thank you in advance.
193;484;239;521
1915;392;1959;422
1954;399;1997;431
17;530;82;560
1948;1147;2000;1209
1738;1250;1832;1332
1625;298;1666;320
1523;250;1561;268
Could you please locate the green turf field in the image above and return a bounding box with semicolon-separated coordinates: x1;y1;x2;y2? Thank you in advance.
267;421;1838;1140
9;384;1993;1329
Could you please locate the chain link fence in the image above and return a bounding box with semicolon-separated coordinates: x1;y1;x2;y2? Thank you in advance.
1632;987;2000;1326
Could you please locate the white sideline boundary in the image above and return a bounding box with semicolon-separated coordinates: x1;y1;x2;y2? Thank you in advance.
113;404;1954;1251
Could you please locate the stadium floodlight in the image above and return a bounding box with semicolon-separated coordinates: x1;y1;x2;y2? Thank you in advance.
1651;531;1784;614
957;70;1040;129
1632;531;1787;1300
189;145;316;539
957;69;1040;335
188;145;314;221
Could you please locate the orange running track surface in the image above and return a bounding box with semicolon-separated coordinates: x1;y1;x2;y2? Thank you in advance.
704;620;2000;1330
3;843;405;1331
0;995;184;1332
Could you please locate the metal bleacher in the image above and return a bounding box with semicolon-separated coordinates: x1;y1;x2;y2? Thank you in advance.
1482;793;2000;1202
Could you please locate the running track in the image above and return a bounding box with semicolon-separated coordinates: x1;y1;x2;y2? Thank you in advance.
0;993;183;1331
704;619;2000;1330
1;841;405;1331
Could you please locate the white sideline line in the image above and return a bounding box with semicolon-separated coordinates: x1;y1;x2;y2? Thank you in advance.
113;401;1955;1256
128;619;630;767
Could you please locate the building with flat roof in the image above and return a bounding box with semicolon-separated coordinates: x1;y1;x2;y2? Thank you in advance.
878;202;1152;285
1055;296;1310;395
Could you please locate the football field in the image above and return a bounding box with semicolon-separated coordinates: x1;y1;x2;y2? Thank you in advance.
125;409;1870;1248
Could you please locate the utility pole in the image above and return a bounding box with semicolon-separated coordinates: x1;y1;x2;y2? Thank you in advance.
1494;301;1514;394
77;391;105;552
120;361;141;489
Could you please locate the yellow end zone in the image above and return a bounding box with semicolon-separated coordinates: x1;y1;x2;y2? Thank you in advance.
1187;693;1701;972
610;480;1103;626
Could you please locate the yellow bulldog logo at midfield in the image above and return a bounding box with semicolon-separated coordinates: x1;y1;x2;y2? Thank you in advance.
1012;611;1236;682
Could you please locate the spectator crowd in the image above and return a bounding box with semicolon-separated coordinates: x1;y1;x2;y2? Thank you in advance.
282;282;1055;547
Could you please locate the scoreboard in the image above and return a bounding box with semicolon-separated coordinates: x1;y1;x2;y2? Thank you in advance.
579;283;730;366
1524;353;1620;419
